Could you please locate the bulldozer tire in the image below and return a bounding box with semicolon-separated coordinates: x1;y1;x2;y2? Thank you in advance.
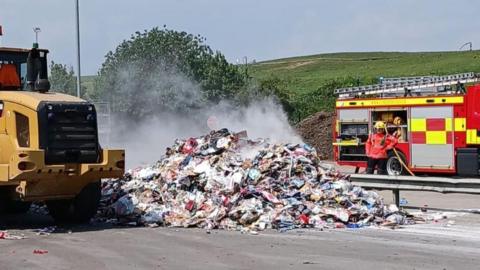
46;181;101;224
6;201;32;214
0;188;31;214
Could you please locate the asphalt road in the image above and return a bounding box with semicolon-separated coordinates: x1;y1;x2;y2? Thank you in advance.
1;212;479;270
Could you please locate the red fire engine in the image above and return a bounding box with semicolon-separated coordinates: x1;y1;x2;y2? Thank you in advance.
333;73;480;176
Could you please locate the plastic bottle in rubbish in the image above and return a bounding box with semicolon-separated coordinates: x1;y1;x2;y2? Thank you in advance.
399;198;408;206
346;223;360;229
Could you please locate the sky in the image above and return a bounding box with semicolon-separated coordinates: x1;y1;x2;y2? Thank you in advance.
0;0;478;75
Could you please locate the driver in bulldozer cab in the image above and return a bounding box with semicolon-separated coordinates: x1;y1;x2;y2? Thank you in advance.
0;44;124;223
365;121;398;175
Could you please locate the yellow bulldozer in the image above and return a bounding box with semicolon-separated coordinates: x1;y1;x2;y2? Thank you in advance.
0;44;125;223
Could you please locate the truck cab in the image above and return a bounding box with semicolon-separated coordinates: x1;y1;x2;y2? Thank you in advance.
0;46;125;223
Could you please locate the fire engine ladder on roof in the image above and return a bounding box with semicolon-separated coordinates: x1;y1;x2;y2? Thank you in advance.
334;72;480;99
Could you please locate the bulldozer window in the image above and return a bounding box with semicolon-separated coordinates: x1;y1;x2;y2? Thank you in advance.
16;113;30;147
20;63;27;89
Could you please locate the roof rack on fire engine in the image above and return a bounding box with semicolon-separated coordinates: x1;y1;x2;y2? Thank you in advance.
334;72;480;99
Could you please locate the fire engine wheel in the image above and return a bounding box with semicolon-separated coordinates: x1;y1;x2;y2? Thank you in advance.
46;181;101;224
386;151;407;176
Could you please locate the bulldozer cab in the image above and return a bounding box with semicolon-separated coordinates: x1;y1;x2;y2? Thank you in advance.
0;43;125;224
0;47;49;91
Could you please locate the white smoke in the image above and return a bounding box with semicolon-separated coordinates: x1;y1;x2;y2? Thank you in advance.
98;64;301;168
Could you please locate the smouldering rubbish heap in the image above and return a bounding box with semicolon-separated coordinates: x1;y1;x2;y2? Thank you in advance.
97;129;414;231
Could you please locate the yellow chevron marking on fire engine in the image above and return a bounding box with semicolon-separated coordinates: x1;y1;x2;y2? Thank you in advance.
336;96;464;108
426;131;446;144
467;129;480;144
410;118;426;132
454;118;466;131
332;141;361;146
445;118;452;132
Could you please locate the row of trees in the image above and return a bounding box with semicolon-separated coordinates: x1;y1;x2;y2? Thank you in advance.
49;27;354;122
51;27;253;119
49;62;77;96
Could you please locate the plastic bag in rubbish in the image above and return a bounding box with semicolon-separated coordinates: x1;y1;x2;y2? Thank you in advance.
141;209;164;224
114;195;137;216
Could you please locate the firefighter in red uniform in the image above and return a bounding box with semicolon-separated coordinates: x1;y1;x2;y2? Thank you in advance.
365;121;398;174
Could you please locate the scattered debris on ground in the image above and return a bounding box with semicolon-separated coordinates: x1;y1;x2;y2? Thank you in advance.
296;111;335;160
33;226;57;236
0;231;26;240
96;129;417;232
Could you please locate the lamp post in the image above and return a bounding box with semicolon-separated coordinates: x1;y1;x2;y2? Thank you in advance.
75;0;81;97
33;27;41;44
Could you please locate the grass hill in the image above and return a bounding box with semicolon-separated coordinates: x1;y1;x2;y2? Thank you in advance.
250;51;480;92
250;51;480;121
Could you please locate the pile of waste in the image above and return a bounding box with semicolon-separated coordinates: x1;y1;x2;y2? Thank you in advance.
97;129;414;231
296;111;335;160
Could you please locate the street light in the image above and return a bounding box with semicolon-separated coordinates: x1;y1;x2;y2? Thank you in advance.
75;0;81;97
33;27;41;44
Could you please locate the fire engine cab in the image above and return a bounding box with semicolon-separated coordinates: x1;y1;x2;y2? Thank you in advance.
333;72;480;177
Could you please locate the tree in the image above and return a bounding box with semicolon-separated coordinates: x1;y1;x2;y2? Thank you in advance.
49;61;77;96
288;76;376;122
93;27;246;118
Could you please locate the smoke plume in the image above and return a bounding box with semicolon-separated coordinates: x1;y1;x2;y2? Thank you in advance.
98;65;301;168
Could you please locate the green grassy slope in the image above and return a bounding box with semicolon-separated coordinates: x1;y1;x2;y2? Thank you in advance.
250;51;480;93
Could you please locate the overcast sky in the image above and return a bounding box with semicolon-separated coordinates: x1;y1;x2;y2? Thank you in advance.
1;0;478;74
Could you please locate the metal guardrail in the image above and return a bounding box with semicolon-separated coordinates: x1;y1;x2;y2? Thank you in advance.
349;174;480;206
